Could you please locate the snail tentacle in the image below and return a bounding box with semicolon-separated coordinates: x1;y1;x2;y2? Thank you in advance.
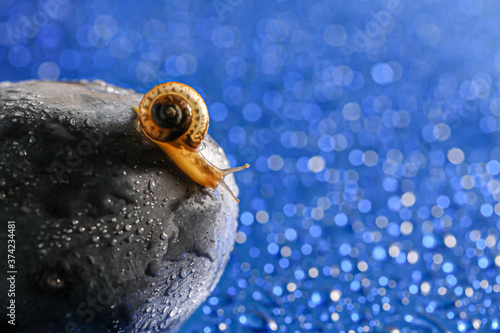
222;163;251;176
218;178;239;203
211;162;250;203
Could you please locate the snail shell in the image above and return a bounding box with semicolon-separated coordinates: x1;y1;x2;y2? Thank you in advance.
134;82;249;203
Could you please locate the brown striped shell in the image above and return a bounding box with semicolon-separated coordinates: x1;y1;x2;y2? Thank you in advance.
137;82;209;149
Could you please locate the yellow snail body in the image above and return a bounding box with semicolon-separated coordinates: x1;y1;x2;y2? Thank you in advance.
134;82;249;203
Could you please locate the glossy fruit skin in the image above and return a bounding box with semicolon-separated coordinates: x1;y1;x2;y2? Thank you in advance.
0;80;239;333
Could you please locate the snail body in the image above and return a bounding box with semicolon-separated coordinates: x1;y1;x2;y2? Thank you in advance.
134;82;249;203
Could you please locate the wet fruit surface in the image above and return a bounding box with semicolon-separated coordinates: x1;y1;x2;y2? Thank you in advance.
0;80;239;333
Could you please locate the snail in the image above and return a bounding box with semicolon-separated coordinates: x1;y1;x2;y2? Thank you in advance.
134;82;249;203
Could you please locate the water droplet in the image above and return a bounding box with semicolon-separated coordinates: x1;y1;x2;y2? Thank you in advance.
180;267;191;279
46;274;64;289
148;179;156;192
145;261;163;277
20;95;36;101
169;307;178;318
165;281;180;296
148;319;158;329
85;118;96;127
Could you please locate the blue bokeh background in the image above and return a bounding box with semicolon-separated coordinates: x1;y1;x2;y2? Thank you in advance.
2;0;500;332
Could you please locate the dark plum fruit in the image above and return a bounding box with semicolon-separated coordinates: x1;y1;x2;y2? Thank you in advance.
0;80;239;333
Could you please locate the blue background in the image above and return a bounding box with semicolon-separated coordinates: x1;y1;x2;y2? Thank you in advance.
2;0;500;332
